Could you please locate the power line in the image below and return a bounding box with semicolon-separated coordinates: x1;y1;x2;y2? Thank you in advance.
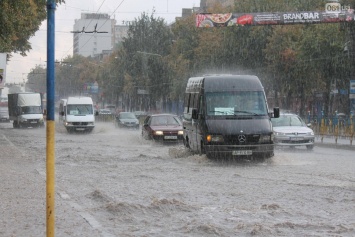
61;0;126;59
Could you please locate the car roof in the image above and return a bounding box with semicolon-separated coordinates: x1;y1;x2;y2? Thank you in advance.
279;113;299;116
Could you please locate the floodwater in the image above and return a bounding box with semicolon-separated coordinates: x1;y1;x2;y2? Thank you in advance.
0;121;354;236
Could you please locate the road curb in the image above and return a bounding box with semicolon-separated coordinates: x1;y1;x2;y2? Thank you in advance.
315;142;355;151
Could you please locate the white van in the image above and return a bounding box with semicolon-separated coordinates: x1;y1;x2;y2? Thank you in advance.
61;96;96;133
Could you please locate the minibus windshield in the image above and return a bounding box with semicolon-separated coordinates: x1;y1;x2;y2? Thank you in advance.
206;91;268;116
67;104;93;115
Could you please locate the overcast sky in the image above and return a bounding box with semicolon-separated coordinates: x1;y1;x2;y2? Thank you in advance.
6;0;200;84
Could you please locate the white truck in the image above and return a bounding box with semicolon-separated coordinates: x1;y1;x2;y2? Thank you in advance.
60;96;96;133
8;92;45;128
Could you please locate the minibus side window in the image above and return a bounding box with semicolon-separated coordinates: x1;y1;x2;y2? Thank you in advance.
198;95;203;115
184;93;191;113
192;93;198;109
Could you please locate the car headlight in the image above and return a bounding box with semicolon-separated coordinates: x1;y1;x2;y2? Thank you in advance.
274;131;285;136
308;131;314;135
207;135;224;143
178;130;184;135
259;135;272;142
154;131;163;135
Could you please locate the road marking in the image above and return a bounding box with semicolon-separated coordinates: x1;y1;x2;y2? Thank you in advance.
36;168;113;236
1;134;26;156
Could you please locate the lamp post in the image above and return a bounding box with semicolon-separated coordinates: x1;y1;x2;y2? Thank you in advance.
136;51;165;112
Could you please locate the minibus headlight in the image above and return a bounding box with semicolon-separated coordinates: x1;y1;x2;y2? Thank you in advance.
259;135;271;143
178;130;184;135
154;131;163;135
207;135;224;143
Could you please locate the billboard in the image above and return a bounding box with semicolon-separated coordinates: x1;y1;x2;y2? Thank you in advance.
83;82;99;94
196;10;355;28
0;53;7;89
350;80;355;94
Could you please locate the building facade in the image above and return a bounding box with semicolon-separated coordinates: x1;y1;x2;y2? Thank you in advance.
114;24;129;46
73;13;116;57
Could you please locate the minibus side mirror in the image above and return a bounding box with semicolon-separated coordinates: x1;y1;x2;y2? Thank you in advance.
273;107;280;118
60;111;64;116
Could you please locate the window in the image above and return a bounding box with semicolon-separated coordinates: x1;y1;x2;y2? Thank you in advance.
205;91;267;116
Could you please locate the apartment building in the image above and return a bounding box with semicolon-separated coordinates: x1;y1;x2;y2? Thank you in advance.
73;13;116;57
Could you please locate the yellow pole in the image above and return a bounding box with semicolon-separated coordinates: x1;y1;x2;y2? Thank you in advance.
46;121;55;236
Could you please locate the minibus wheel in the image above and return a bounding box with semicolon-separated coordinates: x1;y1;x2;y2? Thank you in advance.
199;142;205;156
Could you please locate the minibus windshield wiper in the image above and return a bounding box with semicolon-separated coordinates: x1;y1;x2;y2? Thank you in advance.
233;110;263;116
209;110;230;115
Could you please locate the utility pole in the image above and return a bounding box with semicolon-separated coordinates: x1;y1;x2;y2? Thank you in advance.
46;1;56;236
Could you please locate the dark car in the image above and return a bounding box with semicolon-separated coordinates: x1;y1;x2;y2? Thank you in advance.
116;112;139;129
142;114;184;142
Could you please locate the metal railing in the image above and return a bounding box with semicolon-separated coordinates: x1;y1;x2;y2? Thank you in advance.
306;115;355;145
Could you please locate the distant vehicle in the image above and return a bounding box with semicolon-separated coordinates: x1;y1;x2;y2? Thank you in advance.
58;99;67;122
182;75;279;159
116;112;139;129
60;96;96;133
98;109;113;115
0;95;8;103
142;113;184;142
134;111;148;118
271;113;315;150
104;104;116;114
8;92;45;128
0;106;10;122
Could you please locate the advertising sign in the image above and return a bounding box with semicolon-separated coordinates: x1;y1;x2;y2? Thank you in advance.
0;53;7;89
83;82;99;94
196;10;355;28
350;80;355;94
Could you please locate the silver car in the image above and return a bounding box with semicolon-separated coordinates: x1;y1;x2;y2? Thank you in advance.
271;113;315;150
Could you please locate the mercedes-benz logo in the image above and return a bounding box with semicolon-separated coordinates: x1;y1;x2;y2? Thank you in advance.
238;134;246;143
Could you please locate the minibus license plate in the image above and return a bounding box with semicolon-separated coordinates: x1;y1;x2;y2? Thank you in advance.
232;150;252;155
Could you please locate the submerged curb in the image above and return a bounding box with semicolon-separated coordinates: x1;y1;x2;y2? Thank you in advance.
315;140;355;151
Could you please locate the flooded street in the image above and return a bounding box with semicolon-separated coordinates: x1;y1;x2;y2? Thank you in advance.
1;121;354;236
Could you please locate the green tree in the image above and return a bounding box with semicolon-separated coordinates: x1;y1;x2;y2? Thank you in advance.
0;0;64;55
55;54;98;98
120;11;174;111
26;65;47;93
